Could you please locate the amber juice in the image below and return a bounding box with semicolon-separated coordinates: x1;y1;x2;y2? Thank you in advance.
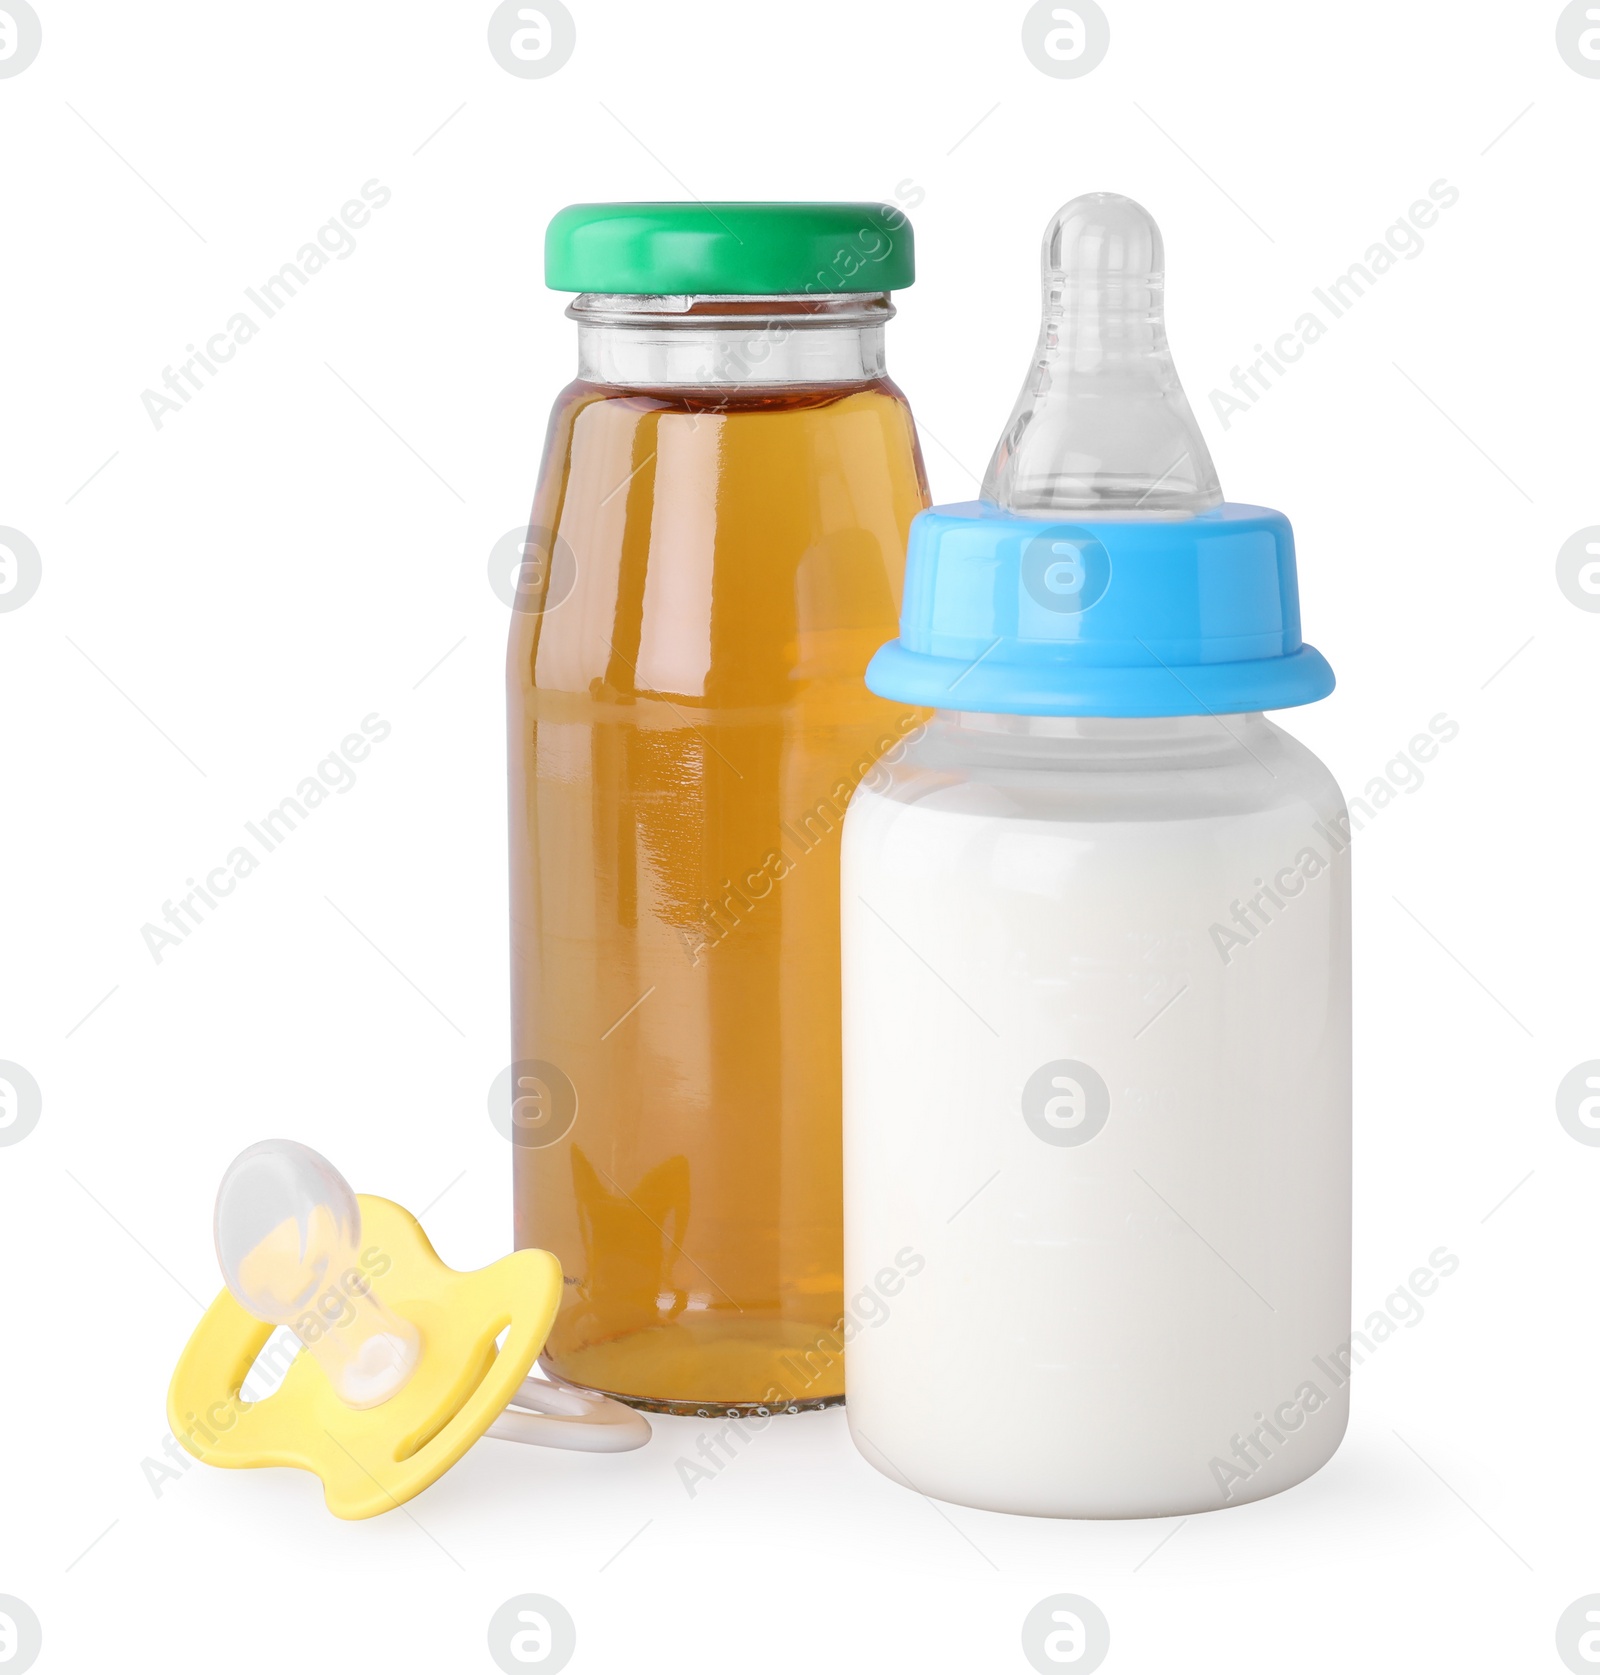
508;332;927;1413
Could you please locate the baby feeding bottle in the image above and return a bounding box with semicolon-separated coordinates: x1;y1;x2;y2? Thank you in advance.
508;203;928;1414
840;194;1351;1516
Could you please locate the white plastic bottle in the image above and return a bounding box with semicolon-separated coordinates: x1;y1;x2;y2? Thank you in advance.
841;195;1351;1518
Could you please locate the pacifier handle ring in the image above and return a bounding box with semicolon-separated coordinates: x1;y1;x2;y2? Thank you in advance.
485;1376;651;1454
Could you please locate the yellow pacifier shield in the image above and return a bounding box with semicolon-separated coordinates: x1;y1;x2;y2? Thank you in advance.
168;1196;562;1519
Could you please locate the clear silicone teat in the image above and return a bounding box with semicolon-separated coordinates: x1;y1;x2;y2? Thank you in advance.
214;1139;422;1409
981;192;1222;515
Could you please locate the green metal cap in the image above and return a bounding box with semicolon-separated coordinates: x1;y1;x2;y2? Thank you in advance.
545;201;914;295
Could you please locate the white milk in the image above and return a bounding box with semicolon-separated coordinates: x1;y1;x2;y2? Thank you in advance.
841;711;1351;1518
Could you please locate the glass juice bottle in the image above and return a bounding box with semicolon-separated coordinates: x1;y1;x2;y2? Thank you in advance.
507;203;928;1413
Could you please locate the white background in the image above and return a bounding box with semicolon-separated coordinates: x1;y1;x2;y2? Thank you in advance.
3;2;1596;1671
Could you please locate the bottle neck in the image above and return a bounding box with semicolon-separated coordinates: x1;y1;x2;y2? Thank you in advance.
569;292;891;387
929;709;1270;768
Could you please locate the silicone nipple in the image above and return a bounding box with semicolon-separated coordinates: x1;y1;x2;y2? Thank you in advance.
982;193;1221;515
214;1139;422;1409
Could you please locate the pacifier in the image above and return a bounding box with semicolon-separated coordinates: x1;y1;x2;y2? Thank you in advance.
167;1139;648;1520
